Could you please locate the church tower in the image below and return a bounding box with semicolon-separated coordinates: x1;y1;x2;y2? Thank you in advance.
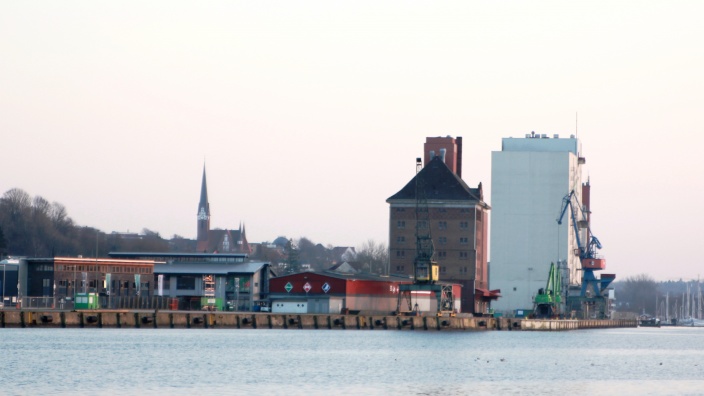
196;165;210;251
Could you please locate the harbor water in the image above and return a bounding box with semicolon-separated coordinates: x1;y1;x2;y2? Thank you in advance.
2;326;704;395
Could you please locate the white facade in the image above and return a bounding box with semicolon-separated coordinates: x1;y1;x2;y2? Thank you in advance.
490;135;585;314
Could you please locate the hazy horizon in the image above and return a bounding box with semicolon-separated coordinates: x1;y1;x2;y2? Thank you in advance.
2;2;703;281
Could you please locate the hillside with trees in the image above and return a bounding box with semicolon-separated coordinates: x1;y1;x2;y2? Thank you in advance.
1;188;389;276
0;188;168;258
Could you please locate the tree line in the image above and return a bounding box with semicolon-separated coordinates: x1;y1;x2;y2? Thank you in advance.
0;188;390;274
0;188;168;258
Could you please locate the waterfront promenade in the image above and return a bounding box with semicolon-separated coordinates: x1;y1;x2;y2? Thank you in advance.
0;310;636;331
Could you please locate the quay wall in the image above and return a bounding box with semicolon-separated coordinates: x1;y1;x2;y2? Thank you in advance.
0;310;637;331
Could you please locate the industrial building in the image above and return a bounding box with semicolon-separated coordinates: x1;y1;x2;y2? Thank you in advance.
109;252;273;311
387;136;497;314
490;132;589;316
268;271;462;315
17;256;162;309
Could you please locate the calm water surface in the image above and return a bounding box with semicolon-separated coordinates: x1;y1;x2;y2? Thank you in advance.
2;326;704;395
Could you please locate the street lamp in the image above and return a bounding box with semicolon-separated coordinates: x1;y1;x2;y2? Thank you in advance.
2;262;5;309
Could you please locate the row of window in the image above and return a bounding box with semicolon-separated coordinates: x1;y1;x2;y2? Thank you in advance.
396;236;470;245
395;265;472;274
395;208;474;213
55;264;152;274
394;250;470;259
396;221;470;229
440;266;470;273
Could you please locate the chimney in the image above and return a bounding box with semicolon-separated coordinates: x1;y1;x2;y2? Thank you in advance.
456;136;462;178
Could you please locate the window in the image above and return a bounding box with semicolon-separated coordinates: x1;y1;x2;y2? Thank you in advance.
176;276;196;290
436;251;446;258
43;279;51;287
397;220;406;229
396;265;405;272
459;251;468;260
396;207;405;212
437;236;447;245
396;236;405;243
460;221;469;230
460;237;468;244
418;220;428;229
396;250;405;258
441;266;447;273
438;221;447;230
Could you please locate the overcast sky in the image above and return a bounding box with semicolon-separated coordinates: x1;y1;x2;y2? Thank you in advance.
2;2;703;281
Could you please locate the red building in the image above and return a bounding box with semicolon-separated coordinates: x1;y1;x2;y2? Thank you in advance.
269;271;462;315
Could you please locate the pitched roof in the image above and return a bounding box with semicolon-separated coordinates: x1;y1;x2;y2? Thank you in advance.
386;156;486;204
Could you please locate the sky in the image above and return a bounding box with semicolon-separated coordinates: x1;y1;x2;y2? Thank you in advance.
2;2;703;281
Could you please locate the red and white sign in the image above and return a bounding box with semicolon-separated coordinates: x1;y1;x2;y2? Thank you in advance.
303;282;312;292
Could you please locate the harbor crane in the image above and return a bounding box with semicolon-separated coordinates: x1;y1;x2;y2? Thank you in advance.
557;188;614;318
396;157;454;316
533;262;562;318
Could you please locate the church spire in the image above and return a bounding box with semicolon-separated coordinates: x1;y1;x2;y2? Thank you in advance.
197;164;210;247
198;164;209;217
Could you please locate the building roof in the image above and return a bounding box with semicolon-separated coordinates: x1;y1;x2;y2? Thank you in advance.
154;261;269;275
386;156;487;204
24;256;162;266
274;270;413;283
109;252;247;260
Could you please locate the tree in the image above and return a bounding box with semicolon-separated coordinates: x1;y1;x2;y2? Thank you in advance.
0;225;6;258
356;239;389;275
285;239;300;274
616;274;659;315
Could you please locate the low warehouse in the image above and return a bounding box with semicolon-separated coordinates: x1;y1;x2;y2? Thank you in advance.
268;271;462;315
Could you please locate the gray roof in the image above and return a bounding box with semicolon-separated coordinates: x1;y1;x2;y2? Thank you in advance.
109;252;247;259
387;156;485;203
275;270;413;283
154;261;269;275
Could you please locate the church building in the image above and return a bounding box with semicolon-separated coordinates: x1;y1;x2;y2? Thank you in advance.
195;166;251;254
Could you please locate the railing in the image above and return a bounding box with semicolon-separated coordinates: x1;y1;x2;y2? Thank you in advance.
20;296;173;310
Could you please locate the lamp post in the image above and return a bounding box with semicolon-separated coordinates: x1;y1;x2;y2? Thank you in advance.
1;263;5;309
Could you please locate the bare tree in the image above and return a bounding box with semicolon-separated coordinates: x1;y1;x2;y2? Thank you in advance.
356;239;389;275
617;274;659;315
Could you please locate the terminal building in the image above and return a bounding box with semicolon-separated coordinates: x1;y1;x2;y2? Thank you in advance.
489;133;586;315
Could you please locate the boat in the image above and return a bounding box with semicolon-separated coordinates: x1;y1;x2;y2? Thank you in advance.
639;315;661;327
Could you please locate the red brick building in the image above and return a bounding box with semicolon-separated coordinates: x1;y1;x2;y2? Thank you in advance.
387;138;498;314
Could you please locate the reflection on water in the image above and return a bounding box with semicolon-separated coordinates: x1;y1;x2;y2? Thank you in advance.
2;327;704;395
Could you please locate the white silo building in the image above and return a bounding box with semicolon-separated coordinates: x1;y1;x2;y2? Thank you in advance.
489;132;586;316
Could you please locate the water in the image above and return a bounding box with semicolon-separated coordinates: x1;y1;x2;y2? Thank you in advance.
2;327;704;395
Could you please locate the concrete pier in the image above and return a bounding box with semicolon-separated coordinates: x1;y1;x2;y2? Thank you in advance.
0;310;638;330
